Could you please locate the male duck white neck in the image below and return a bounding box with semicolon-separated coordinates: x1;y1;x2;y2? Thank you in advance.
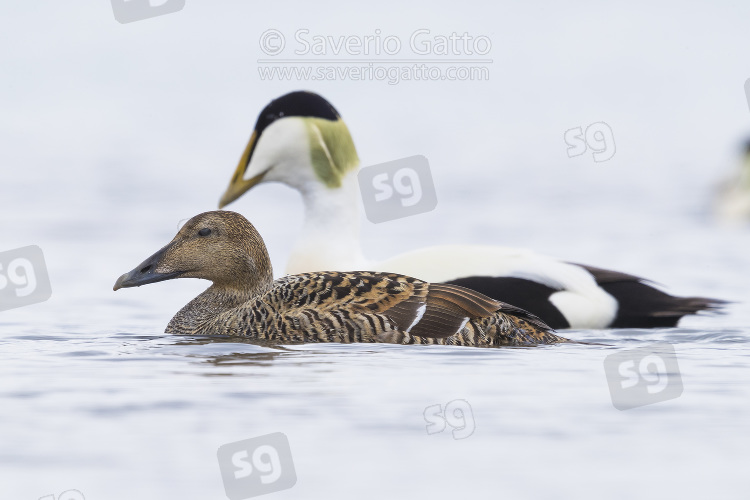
287;170;367;274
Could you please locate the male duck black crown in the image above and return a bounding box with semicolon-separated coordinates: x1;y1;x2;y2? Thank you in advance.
114;211;568;346
216;90;725;330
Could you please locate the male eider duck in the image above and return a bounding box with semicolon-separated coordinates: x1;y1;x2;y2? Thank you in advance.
218;91;725;330
113;211;568;346
715;138;750;223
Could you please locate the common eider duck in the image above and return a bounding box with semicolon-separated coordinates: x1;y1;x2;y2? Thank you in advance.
216;90;725;330
113;211;569;346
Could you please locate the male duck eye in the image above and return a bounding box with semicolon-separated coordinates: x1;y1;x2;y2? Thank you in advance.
198;228;212;237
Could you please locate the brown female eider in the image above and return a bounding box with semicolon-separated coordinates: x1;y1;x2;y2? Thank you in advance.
114;211;569;346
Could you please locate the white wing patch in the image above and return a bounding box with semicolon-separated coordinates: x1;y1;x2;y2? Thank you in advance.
406;304;427;333
457;317;470;333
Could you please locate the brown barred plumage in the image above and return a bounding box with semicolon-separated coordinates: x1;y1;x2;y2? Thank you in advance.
114;211;571;347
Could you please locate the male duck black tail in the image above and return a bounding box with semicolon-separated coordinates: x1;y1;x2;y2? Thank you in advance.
217;90;726;330
114;211;569;347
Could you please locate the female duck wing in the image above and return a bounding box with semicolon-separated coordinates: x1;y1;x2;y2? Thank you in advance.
258;271;552;341
399;282;548;338
270;271;486;340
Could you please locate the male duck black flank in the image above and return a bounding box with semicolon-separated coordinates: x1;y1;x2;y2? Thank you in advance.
217;90;725;330
113;211;569;346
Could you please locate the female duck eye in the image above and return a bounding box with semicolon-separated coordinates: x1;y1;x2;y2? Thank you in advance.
198;228;212;237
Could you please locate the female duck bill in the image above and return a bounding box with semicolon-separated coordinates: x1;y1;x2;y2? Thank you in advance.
113;245;182;291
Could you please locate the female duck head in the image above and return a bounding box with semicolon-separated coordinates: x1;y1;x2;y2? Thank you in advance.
113;211;273;293
218;90;360;208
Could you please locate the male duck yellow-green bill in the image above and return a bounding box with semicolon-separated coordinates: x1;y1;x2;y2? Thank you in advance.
114;211;569;346
216;90;726;330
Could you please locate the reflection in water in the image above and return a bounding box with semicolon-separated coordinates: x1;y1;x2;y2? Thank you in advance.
162;334;449;369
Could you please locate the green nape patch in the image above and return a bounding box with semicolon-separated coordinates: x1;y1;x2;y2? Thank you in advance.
305;117;360;188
